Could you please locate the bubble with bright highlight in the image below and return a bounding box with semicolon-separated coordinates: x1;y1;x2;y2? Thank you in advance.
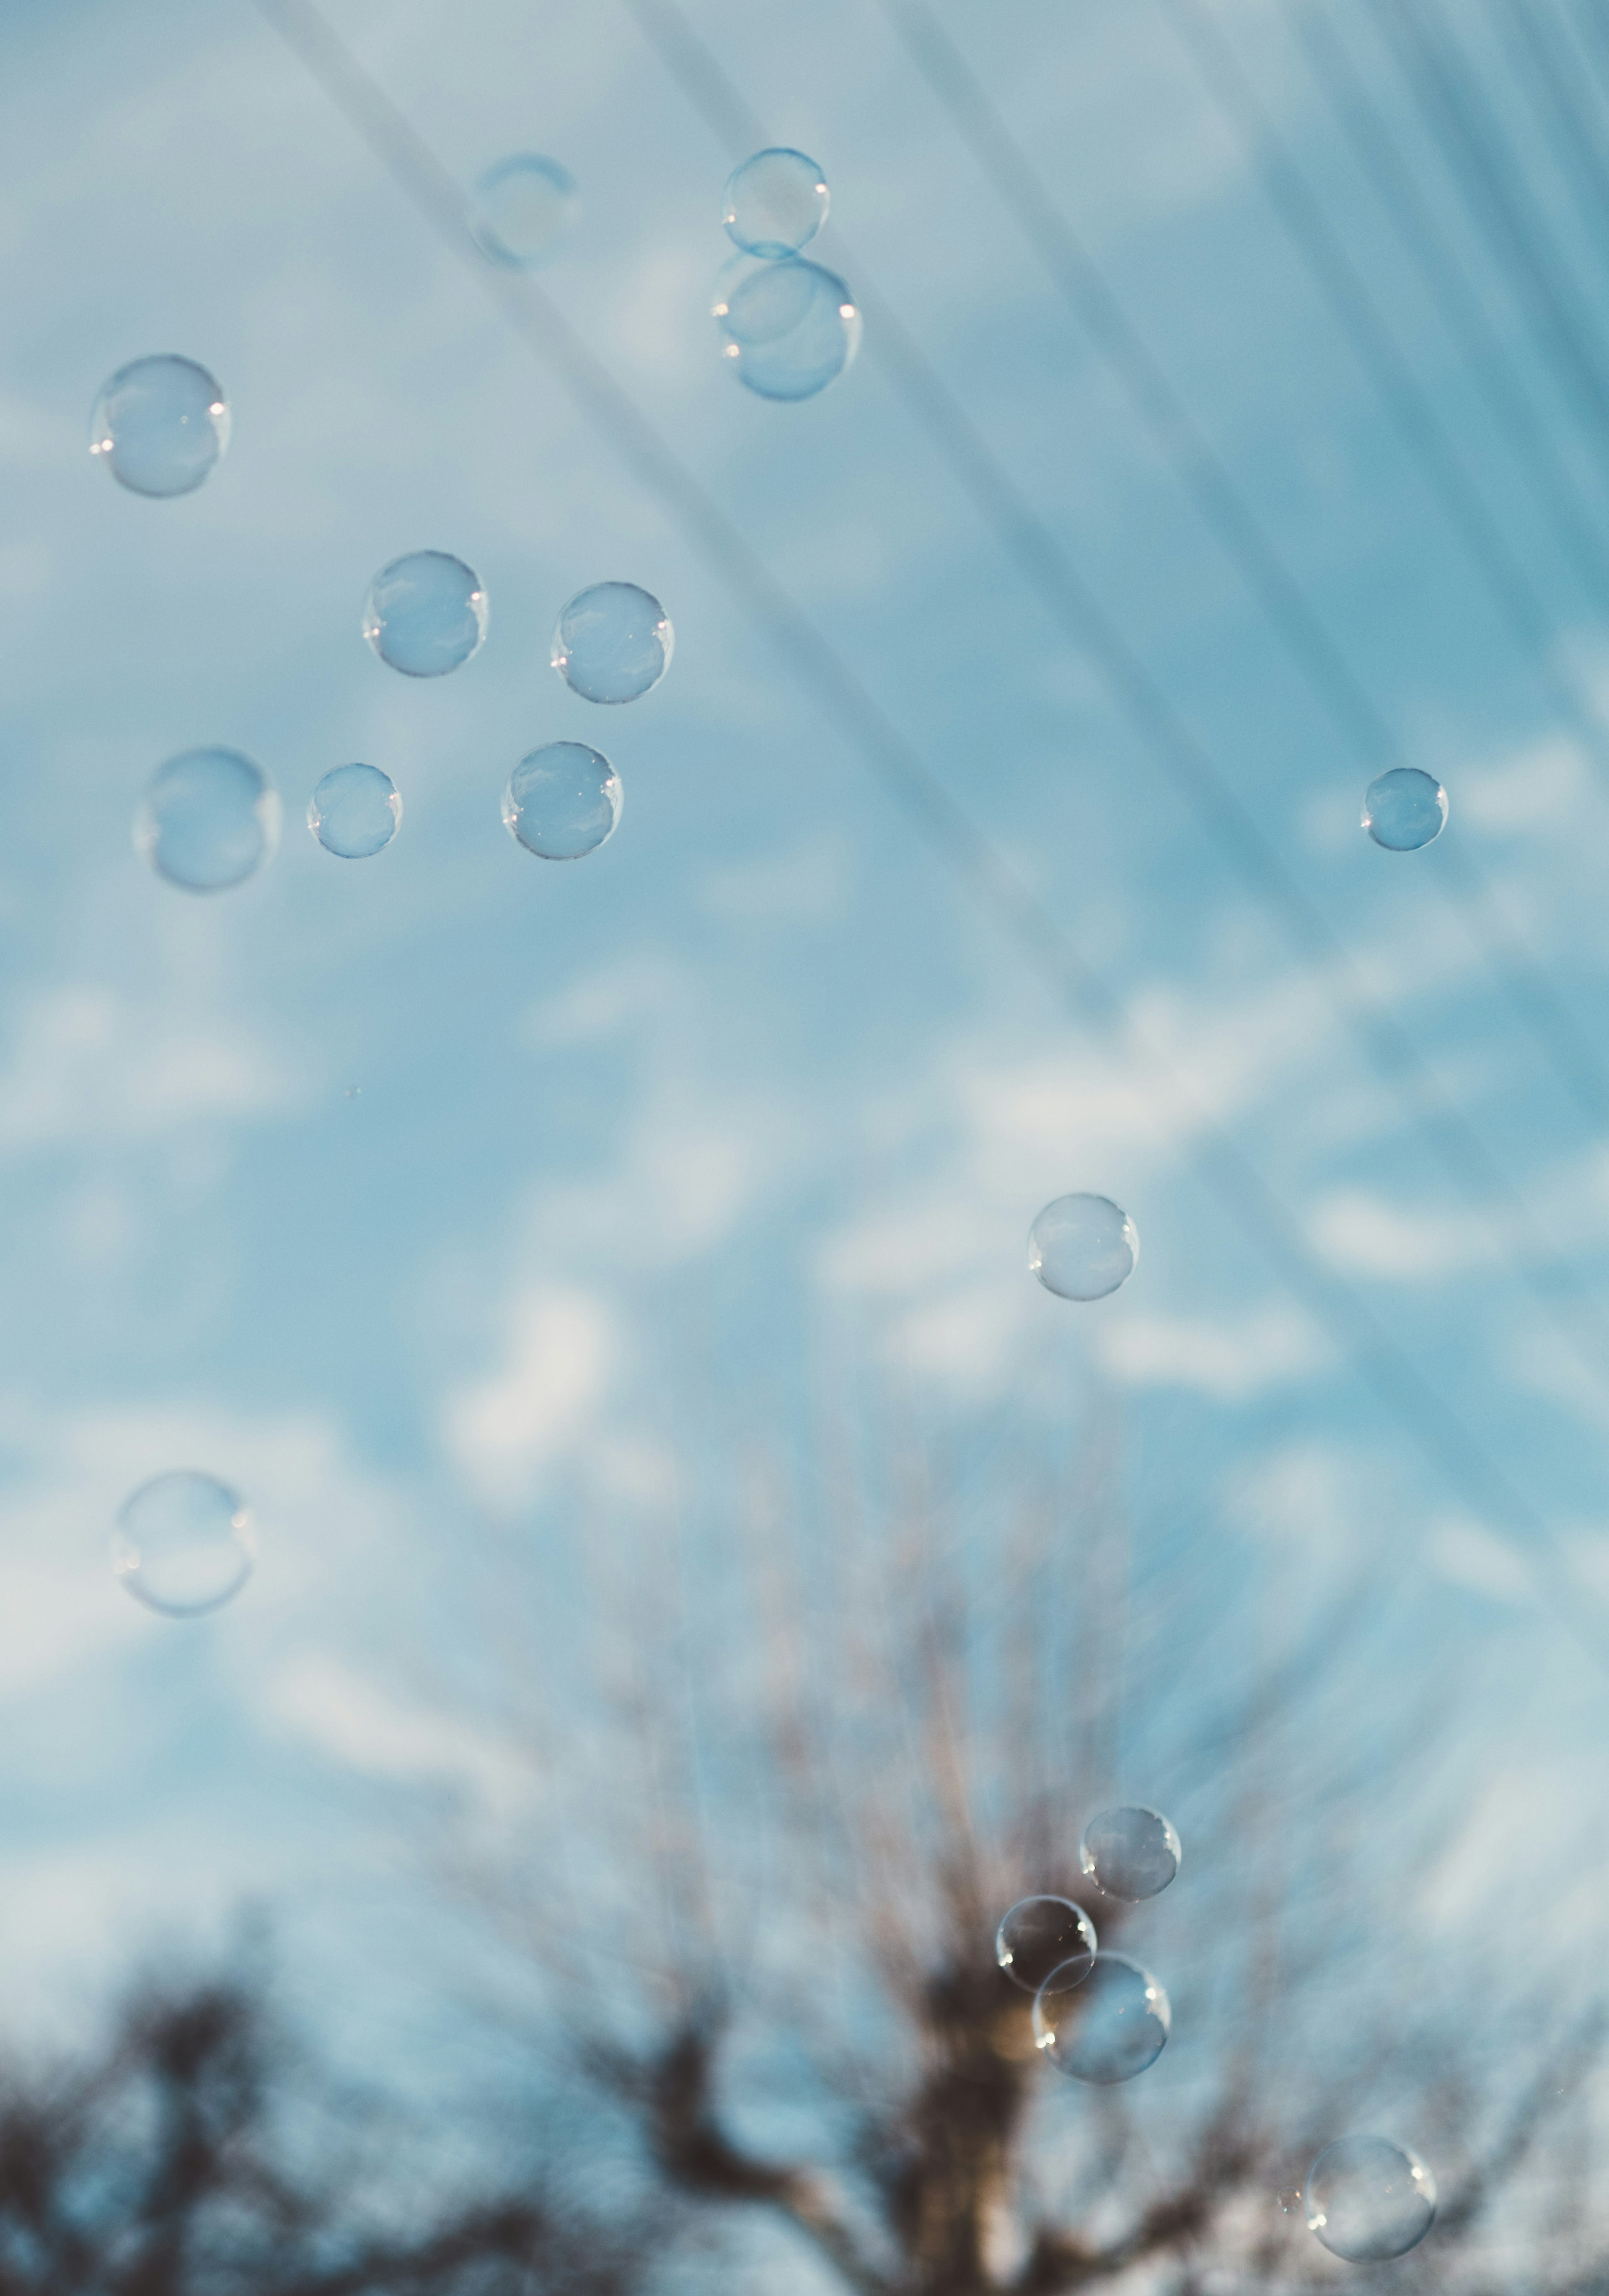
308;763;401;859
551;582;673;705
1029;1195;1138;1301
1033;1954;1170;2085
90;355;230;497
994;1897;1097;1995
714;255;861;401
363;552;487;678
1305;2136;1437;2262
723;147;830;257
111;1471;255;1618
1363;766;1447;851
1078;1805;1181;1901
502;742;622;860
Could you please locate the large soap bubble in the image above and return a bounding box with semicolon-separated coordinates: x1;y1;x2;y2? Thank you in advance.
1033;1953;1170;2084
308;763;401;859
363;551;487;677
1362;766;1447;851
1305;2135;1437;2262
551;582;673;705
723;147;829;257
90;355;230;497
503;742;622;860
994;1896;1096;1995
714;255;861;401
1078;1805;1182;1901
135;749;280;893
471;154;579;267
111;1471;255;1618
1028;1194;1138;1301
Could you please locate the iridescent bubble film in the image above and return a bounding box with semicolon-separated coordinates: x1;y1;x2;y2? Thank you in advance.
363;551;487;678
111;1471;255;1619
89;354;230;497
551;581;673;705
471;154;580;268
1305;2136;1437;2262
715;256;861;402
1033;1953;1171;2085
502;742;622;860
1078;1805;1182;1901
1362;766;1447;851
308;763;402;860
722;147;830;257
1028;1194;1138;1301
134;748;280;894
994;1896;1097;1994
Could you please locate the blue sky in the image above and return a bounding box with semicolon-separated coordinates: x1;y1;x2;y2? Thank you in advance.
0;0;1607;2094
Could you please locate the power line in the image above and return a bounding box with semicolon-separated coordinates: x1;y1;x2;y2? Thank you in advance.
248;0;1609;1663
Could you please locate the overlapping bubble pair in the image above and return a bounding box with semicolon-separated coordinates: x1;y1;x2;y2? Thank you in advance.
713;149;861;402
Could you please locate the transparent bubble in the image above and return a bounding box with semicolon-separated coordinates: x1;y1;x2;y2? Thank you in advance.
1278;2190;1304;2218
551;581;673;705
308;763;401;859
1033;1953;1170;2085
722;147;830;257
111;1471;255;1619
471;153;579;267
1305;2136;1437;2262
1028;1194;1138;1301
1078;1805;1182;1901
1363;766;1447;851
345;1086;362;1100
89;355;230;498
135;749;280;893
994;1896;1097;1995
502;741;622;860
363;551;487;678
714;255;861;401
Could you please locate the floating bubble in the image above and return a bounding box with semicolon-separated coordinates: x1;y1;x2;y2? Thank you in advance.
345;1086;362;1100
1305;2136;1437;2262
551;581;673;705
1033;1953;1170;2085
89;355;230;498
1028;1194;1138;1301
714;255;861;401
722;147;830;257
363;551;487;677
308;763;401;859
503;741;622;860
135;748;280;893
111;1471;255;1619
1078;1805;1182;1901
995;1896;1097;1995
471;153;579;267
1363;766;1447;851
1278;2190;1304;2218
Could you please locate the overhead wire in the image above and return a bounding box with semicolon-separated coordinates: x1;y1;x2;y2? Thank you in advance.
248;0;1609;1665
619;0;1609;1387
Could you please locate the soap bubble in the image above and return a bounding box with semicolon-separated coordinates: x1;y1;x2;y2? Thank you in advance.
714;255;861;401
471;153;579;267
723;147;830;257
1078;1805;1182;1901
363;551;487;677
89;355;230;497
1028;1194;1138;1301
503;741;622;859
135;749;280;893
1278;2190;1304;2217
1305;2136;1437;2262
308;763;401;859
1363;766;1447;851
111;1471;255;1618
1033;1953;1170;2085
552;582;673;705
995;1896;1097;1994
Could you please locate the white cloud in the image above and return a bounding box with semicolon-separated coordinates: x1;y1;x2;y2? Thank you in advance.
1429;1514;1534;1606
1309;1188;1495;1281
1099;1303;1326;1399
441;1285;613;1509
269;1651;536;1823
698;835;849;925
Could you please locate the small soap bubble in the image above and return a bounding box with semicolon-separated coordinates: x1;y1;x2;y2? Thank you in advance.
471;153;579;267
995;1896;1097;1995
90;355;230;497
1363;766;1447;851
1029;1194;1138;1301
552;582;673;705
715;255;861;401
308;763;401;859
1278;2190;1304;2218
503;741;622;860
345;1086;362;1100
111;1471;255;1618
1033;1953;1170;2085
135;748;280;893
363;551;487;677
1305;2136;1437;2262
722;147;830;257
1079;1805;1182;1901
